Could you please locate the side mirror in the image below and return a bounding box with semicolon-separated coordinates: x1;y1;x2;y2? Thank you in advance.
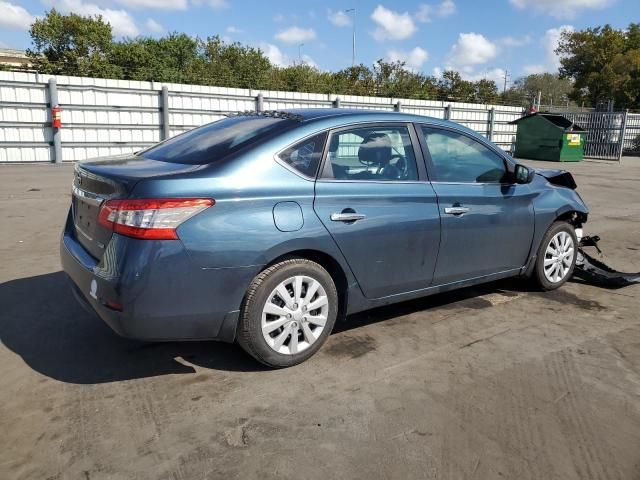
514;164;534;184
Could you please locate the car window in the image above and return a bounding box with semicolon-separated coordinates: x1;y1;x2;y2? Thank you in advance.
141;116;297;165
324;125;418;181
420;127;506;183
278;132;327;178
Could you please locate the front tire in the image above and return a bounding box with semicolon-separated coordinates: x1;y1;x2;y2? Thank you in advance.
237;258;338;368
533;221;578;291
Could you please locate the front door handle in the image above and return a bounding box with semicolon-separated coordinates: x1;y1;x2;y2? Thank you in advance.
330;212;367;222
444;206;470;215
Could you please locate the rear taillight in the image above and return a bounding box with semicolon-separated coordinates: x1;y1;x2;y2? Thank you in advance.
98;198;214;240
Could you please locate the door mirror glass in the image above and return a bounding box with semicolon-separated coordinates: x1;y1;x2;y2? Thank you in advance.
514;164;533;184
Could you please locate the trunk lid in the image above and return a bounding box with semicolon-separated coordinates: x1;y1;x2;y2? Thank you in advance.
72;154;200;260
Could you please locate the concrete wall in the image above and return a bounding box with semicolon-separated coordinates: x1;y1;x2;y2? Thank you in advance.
0;71;525;163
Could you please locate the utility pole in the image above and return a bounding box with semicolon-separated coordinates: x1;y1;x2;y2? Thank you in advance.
345;8;356;67
502;69;510;95
298;43;304;64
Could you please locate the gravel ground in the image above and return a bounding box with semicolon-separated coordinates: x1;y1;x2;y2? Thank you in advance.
1;159;639;480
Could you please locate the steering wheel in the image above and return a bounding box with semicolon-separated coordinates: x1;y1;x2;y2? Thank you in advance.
381;155;407;179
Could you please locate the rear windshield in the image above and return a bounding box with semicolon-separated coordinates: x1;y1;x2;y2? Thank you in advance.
140;116;296;164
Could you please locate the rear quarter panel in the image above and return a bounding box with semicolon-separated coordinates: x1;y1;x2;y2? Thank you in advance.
129;137;356;278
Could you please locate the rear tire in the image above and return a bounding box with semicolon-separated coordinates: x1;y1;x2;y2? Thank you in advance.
237;258;338;368
533;221;577;291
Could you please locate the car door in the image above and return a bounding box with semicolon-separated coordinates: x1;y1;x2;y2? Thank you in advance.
313;123;441;299
417;124;535;285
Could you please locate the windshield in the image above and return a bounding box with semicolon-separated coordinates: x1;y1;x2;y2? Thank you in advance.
141;116;296;164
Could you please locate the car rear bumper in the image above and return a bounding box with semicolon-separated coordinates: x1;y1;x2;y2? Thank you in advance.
60;209;259;342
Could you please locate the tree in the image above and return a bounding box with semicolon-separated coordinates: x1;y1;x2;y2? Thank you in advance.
27;9;119;78
474;79;500;104
437;71;475;102
503;73;573;108
197;36;272;88
557;23;640;109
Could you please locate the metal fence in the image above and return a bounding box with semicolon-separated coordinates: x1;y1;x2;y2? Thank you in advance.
556;110;640;161
0;71;524;163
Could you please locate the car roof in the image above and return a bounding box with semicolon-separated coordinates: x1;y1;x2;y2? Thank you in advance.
279;108;449;126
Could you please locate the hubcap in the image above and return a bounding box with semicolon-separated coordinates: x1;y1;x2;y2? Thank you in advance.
261;275;329;355
544;231;575;283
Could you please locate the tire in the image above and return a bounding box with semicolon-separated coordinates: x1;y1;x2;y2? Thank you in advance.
533;221;578;291
237;258;338;368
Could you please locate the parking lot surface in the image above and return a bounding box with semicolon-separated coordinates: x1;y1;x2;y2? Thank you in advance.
1;159;640;480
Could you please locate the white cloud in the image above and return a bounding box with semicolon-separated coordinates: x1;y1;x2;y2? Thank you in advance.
275;26;316;44
327;9;351;27
191;0;229;9
510;0;613;19
387;47;429;71
226;25;242;34
50;0;139;36
448;32;497;67
115;0;186;10
522;64;547;75
542;25;574;69
371;5;416;41
259;42;316;68
523;25;574;74
416;0;456;22
301;54;317;68
462;67;507;86
498;34;532;47
145;18;163;33
208;0;229;9
260;43;290;67
273;13;285;22
0;1;35;30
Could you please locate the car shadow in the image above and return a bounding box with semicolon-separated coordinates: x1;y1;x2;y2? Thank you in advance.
0;271;533;384
0;271;268;384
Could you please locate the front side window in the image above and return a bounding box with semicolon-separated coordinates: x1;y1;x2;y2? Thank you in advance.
324;125;418;181
421;127;507;183
278;132;327;178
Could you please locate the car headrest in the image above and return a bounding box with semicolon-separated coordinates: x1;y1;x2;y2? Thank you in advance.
358;132;392;165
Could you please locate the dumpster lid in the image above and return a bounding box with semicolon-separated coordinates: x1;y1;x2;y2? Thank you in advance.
509;113;586;131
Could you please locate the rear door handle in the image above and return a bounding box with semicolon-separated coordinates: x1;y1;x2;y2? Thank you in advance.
330;212;367;222
444;206;470;215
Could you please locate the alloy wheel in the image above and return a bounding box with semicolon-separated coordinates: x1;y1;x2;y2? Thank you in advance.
543;231;575;283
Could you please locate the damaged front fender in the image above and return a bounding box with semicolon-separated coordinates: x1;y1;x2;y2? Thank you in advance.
534;168;578;190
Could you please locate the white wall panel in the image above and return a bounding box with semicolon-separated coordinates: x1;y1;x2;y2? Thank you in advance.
0;71;525;162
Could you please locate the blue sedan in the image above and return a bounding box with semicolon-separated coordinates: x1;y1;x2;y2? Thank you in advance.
61;109;589;367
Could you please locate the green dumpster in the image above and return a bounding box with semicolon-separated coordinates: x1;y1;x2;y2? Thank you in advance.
510;113;586;162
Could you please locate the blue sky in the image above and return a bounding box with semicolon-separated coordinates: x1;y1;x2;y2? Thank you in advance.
1;0;638;85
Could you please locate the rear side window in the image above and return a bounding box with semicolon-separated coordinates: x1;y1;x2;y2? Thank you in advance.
278;132;327;178
141;116;296;165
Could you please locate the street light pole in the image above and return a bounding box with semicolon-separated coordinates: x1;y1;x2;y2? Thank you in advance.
298;43;304;64
345;8;356;67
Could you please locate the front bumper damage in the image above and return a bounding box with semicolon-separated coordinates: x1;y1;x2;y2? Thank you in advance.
574;235;640;288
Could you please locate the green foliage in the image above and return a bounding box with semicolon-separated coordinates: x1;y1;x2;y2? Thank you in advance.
26;9;508;104
27;9;119;78
557;23;640;109
502;73;573;108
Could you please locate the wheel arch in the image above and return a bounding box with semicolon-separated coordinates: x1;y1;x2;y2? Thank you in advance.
263;249;350;322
